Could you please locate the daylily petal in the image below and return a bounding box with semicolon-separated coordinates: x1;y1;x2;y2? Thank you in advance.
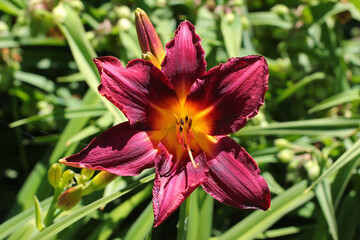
60;122;156;176
94;57;180;130
200;135;270;210
162;21;206;103
152;145;208;227
186;56;269;135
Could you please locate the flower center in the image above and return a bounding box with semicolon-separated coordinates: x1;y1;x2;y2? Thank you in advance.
173;114;199;168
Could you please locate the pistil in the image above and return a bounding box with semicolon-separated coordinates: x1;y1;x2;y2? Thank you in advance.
187;145;199;168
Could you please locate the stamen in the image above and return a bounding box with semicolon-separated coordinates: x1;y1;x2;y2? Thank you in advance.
188;117;193;129
187;146;199;169
176;126;182;144
173;114;180;125
180;127;185;150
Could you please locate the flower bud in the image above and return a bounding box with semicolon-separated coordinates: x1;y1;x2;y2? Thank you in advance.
225;12;235;23
274;138;291;150
81;168;95;180
52;4;67;23
241;16;250;30
271;4;289;16
304;161;320;180
135;8;165;65
69;0;84;13
115;6;131;19
57;185;83;210
62;169;74;187
0;21;9;37
117;18;131;31
277;149;294;163
82;171;117;196
79;174;88;184
48;163;62;188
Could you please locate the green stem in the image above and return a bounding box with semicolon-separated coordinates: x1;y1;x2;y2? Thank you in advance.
177;197;190;240
43;188;62;227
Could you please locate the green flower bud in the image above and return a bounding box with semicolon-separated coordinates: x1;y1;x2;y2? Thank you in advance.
304;161;320;180
81;169;95;180
241;16;250;30
156;0;167;7
274;138;291;150
271;4;289;16
277;149;294;163
0;21;9;37
233;0;244;6
62;169;74;187
52;4;67;23
225;12;235;24
288;158;300;170
82;171;117;196
57;185;83;210
48;163;62;188
78;174;88;185
69;0;84;13
114;6;131;19
117;18;131;31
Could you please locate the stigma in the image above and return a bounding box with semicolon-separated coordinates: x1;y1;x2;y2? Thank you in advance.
173;114;198;168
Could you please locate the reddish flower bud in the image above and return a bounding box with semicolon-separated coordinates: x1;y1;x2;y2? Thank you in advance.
57;185;83;210
135;8;165;65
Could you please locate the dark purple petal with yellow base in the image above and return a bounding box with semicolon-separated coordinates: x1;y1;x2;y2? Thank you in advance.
94;57;180;131
200;135;270;210
60;122;157;176
186;56;269;135
152;145;208;227
162;21;206;103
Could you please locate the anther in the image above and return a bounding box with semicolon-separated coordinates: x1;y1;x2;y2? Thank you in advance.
185;116;188;122
180;118;184;125
179;125;183;132
188;117;193;129
173;114;180;125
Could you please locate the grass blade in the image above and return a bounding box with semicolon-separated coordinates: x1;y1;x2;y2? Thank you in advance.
234;118;360;137
308;88;360;113
123;202;154;240
57;3;126;123
274;72;325;104
217;181;314;240
315;181;338;240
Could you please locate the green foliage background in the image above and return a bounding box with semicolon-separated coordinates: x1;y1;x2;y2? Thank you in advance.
0;0;360;239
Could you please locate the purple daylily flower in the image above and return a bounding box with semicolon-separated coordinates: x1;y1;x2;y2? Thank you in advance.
61;21;271;227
